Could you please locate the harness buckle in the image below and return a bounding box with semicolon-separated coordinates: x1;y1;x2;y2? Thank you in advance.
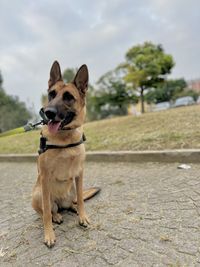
38;136;47;155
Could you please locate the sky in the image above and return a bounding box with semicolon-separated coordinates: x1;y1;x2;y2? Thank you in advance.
0;0;199;111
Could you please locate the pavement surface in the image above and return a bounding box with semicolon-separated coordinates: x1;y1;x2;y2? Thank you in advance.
1;161;200;266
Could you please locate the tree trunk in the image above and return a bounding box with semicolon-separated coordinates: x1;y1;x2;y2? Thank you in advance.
140;87;145;113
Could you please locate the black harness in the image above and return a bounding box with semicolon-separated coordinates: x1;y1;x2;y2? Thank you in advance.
38;133;86;155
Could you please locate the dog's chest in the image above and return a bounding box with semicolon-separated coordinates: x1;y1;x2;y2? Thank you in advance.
47;149;84;182
38;146;85;199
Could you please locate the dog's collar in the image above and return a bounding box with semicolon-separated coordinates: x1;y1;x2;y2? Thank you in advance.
38;133;86;155
59;126;78;131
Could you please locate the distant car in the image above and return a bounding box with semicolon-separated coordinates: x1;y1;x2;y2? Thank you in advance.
196;96;200;104
174;96;195;108
154;101;171;112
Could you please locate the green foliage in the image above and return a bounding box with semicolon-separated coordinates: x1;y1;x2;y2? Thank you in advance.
90;70;138;120
86;85;100;121
146;79;187;104
41;93;48;106
122;42;175;112
0;71;3;88
63;68;77;83
0;87;31;132
174;89;199;101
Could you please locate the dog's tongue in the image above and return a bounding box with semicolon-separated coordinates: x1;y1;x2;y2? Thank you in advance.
47;121;61;134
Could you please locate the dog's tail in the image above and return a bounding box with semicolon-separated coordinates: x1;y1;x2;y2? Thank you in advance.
73;187;101;204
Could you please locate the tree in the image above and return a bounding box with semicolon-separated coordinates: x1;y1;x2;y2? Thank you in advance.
63;68;77;83
85;84;100;121
122;42;175;113
145;78;187;104
173;88;199;101
0;71;3;89
41;93;48;106
0;71;31;132
93;69;138;119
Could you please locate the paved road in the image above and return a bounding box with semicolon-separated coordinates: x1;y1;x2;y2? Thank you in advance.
1;161;200;266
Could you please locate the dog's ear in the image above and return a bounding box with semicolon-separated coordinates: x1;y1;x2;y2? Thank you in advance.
48;61;63;88
73;65;88;94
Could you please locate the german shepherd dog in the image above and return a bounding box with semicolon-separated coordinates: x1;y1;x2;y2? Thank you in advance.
32;61;99;248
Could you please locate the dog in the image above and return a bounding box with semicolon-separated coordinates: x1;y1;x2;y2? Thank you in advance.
32;61;99;248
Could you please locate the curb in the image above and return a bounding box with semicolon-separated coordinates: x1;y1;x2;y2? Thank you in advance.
0;149;200;163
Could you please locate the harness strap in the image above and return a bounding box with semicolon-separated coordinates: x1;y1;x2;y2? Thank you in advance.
38;133;86;155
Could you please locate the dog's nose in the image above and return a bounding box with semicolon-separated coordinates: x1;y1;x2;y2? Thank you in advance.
44;107;57;120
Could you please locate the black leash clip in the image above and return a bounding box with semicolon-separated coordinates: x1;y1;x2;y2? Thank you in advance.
23;107;49;134
39;108;49;124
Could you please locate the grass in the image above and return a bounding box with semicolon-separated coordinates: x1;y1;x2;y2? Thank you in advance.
1;105;200;153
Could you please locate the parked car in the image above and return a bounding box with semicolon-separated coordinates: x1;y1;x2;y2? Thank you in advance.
154;101;171;112
196;96;200;104
174;96;195;108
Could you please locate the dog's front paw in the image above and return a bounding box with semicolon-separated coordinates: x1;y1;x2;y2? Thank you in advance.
44;230;56;248
78;213;90;227
52;213;63;224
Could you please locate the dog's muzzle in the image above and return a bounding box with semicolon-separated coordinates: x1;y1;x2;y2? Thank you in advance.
40;107;75;129
44;107;57;120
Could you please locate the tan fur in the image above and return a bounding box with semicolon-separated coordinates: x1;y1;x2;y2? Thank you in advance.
32;62;91;248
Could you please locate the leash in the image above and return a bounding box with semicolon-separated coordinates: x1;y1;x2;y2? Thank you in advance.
0;120;45;138
0;108;49;138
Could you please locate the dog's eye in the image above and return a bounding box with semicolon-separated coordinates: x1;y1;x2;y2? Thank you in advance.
48;90;57;101
63;92;75;102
